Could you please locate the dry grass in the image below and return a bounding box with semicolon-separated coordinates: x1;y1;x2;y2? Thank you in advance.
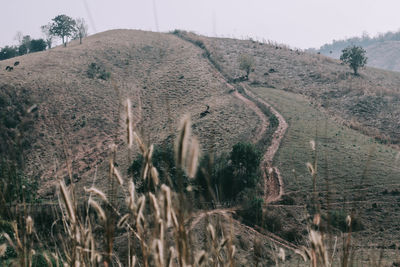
0;29;262;199
176;31;400;146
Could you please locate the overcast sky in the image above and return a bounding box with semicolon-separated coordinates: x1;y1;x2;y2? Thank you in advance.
1;0;400;49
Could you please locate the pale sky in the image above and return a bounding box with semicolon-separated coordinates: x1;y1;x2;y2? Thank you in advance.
1;0;400;49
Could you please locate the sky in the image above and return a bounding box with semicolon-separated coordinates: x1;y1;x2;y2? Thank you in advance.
1;0;400;49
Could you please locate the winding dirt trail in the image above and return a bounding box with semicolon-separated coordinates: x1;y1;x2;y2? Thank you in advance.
240;85;288;204
214;73;288;203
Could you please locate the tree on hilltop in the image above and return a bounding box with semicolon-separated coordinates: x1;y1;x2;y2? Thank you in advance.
340;45;367;75
49;14;76;47
41;23;53;49
74;18;88;44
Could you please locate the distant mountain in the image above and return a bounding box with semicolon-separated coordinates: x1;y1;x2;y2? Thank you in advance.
316;31;400;72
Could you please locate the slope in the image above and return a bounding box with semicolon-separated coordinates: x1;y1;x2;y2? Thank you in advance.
175;31;400;146
172;31;400;254
0;29;262;198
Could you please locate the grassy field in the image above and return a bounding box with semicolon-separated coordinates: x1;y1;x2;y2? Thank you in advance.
252;86;400;261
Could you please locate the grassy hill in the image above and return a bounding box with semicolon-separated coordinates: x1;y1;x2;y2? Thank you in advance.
175;31;400;146
172;31;400;262
0;29;261;197
1;29;400;265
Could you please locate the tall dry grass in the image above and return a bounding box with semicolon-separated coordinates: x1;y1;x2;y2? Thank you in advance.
0;96;382;266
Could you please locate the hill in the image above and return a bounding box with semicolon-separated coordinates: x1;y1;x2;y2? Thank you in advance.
1;29;400;264
175;31;400;146
0;29;262;197
317;31;400;72
172;30;400;261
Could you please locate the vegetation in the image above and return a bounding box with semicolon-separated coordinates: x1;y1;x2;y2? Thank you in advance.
1;29;400;266
49;14;77;47
319;30;400;55
74;18;89;44
86;62;111;80
340;45;367;75
40;23;53;49
238;54;255;80
0;46;18;60
29;39;47;52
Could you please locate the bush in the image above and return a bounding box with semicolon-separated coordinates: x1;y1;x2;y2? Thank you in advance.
238;54;255;80
30;39;47;52
328;210;364;232
0;46;18;60
239;192;264;225
87;62;111;80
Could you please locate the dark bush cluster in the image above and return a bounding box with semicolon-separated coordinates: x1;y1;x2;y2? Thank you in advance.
87;62;111;80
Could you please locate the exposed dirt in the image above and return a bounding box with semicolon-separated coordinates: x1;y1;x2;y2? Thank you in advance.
241;85;288;203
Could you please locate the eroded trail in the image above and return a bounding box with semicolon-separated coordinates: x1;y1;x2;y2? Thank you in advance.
218;76;288;203
241;85;288;203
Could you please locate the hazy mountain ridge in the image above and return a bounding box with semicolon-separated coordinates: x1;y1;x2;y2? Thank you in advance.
316;31;400;72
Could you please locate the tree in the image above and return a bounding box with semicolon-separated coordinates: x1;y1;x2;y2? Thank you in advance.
30;39;47;52
49;14;76;47
41;23;53;49
340;45;368;75
0;46;18;60
18;35;31;55
74;18;88;44
238;54;255;80
18;43;28;55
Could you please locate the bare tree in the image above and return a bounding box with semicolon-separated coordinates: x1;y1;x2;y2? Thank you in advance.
74;18;89;44
14;31;23;44
41;23;53;49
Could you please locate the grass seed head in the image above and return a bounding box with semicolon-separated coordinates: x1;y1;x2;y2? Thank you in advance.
89;199;106;222
84;187;108;202
126;99;133;148
150;166;159;185
175;115;191;168
26;216;34;235
59;180;76;224
0;244;7;257
186;137;200;178
113;164;124;185
309;140;316;151
133;131;146;154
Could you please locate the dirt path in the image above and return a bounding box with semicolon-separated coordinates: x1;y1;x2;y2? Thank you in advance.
222;81;269;143
240;85;288;203
216;75;287;204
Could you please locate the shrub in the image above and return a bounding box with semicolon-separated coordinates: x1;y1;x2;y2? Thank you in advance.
328;210;364;232
0;46;18;60
87;62;111;80
340;45;367;75
238;54;255;80
239;192;264;225
29;39;47;52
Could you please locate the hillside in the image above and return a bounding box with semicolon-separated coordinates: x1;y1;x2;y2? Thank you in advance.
174;31;400;146
1;29;400;264
317;32;400;72
0;29;262;197
172;31;400;261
